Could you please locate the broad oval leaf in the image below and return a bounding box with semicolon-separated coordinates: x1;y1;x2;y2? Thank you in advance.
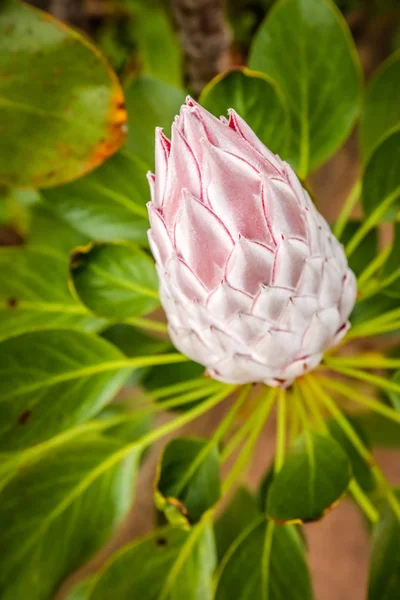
155;437;221;526
0;0;126;188
360;50;400;163
368;490;400;600
214;486;261;562
0;419;148;600
87;523;216;600
249;0;361;177
70;242;160;319
362;128;400;220
215;516;314;600
41;151;150;244
0;246;103;342
327;418;375;493
267;433;352;523
0;329;130;450
28;202;89;254
200;68;290;157
135;6;182;88
124;75;186;168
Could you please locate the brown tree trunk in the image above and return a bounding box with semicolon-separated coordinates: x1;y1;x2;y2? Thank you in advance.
172;0;231;96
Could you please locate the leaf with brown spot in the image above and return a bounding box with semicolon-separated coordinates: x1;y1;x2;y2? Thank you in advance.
0;0;126;188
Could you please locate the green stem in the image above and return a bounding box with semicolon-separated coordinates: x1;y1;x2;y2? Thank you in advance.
123;316;168;334
319;376;400;425
288;390;301;445
298;381;327;432
121;353;190;369
346;320;400;339
221;387;277;495
146;377;215;400
345;186;400;258
333;180;361;239
275;388;286;473
308;375;400;521
173;385;252;497
133;381;225;415
325;354;400;369
357;246;391;292
325;363;400;396
348;480;380;523
220;405;261;463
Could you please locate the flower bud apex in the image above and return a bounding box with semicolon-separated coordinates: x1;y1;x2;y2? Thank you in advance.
147;97;357;387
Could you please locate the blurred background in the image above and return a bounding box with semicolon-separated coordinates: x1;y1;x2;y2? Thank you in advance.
9;1;400;598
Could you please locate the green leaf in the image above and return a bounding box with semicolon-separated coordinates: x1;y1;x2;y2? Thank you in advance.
362;127;400;220
351;294;399;326
0;246;103;341
368;490;400;600
327;418;375;493
70;242;160;319
214;486;261;562
354;413;400;448
64;579;95;600
381;222;400;298
87;523;216;600
0;418;148;600
136;6;182;88
267;433;352;523
102;324;170;385
41;151;150;245
144;363;204;390
215;516;314;599
360;50;400;163
0;0;126;188
0;329;130;450
200;68;290;157
339;221;378;277
28;202;89;254
249;0;361;177
124;75;186;168
155;437;220;526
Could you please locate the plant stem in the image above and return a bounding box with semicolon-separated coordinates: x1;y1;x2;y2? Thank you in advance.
348;480;380;523
288;390;301;445
121;353;190;369
221;387;277;495
346;321;400;339
333;180;361;239
220;405;262;463
325;354;400;369
319;376;400;425
123;316;168;333
357;246;391;292
307;375;400;521
298;380;327;432
325;363;400;396
147;377;216;400
173;385;252;496
275;388;286;473
345;186;400;257
133;381;225;415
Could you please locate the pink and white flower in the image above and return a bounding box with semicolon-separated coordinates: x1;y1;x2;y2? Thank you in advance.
147;97;357;387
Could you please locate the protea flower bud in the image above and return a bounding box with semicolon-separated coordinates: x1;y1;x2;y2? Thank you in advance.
147;98;357;387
